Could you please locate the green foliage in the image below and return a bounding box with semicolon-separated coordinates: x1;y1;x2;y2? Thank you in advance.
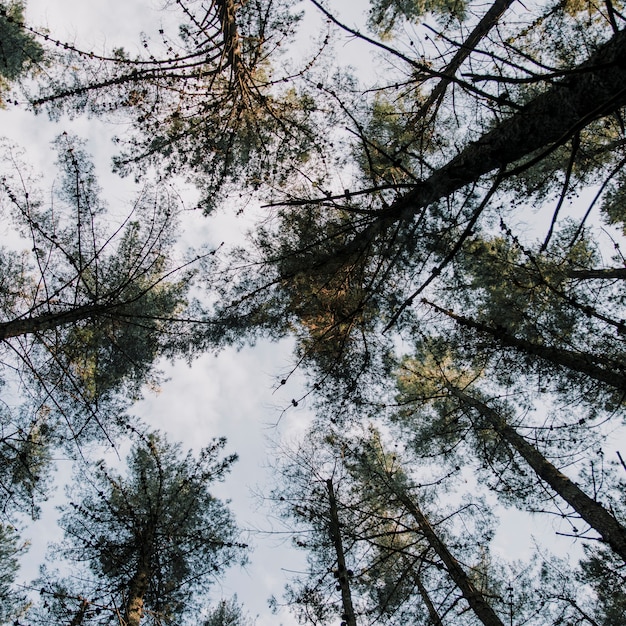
580;546;626;624
31;0;326;212
0;134;215;443
0;402;51;520
36;432;246;625
0;1;44;105
203;596;256;626
0;522;26;623
368;0;467;35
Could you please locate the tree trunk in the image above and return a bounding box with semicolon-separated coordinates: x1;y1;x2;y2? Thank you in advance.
0;302;122;340
397;492;505;626
124;566;150;626
447;385;626;562
332;28;626;257
418;0;515;118
326;478;358;626
423;298;626;392
413;570;445;626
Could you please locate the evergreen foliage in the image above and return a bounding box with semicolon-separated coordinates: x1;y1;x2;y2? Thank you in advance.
33;432;246;626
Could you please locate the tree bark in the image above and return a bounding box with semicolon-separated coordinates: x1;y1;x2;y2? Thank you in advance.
124;566;150;626
326;478;358;626
447;385;626;562
423;298;626;392
0;301;125;340
397;492;505;626
413;570;445;626
330;28;626;255
567;267;626;280
418;0;516;118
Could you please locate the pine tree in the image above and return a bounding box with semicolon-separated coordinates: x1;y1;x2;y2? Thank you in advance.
0;133;217;444
0;1;44;105
33;432;247;626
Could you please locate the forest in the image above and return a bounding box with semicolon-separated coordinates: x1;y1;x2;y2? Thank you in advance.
0;0;625;624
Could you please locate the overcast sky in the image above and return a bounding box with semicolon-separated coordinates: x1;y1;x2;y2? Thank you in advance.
5;2;617;624
6;2;330;624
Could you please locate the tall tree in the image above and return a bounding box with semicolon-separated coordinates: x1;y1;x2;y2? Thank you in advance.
29;0;327;212
0;134;217;444
33;432;247;626
394;348;626;561
0;1;44;106
268;427;531;626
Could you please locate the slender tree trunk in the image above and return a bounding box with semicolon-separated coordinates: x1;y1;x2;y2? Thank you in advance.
69;598;89;626
418;0;515;118
326;478;358;626
397;492;505;626
423;299;626;392
413;570;445;626
446;384;626;562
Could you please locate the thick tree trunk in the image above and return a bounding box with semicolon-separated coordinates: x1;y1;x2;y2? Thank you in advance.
423;299;626;392
567;267;626;280
326;478;358;626
124;566;149;626
0;302;123;340
447;385;626;562
397;493;505;626
392;28;626;216
332;28;626;253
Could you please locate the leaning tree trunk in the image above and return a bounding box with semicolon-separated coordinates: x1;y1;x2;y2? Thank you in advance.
413;569;445;626
320;28;626;261
0;302;120;340
446;384;626;562
396;491;505;626
326;478;358;626
423;299;626;393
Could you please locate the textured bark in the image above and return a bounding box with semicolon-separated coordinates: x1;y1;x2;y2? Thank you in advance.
326;479;358;626
393;29;626;215
217;0;245;81
0;302;120;340
124;567;149;626
328;29;626;255
423;299;626;392
447;385;626;562
0;304;113;340
567;267;626;279
398;493;505;626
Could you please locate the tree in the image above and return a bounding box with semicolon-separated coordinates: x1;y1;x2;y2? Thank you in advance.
0;522;27;624
268;427;534;626
394;348;626;561
207;2;626;389
0;134;217;445
12;1;626;622
0;1;44;106
202;596;256;626
33;432;247;626
0;400;51;521
30;0;327;212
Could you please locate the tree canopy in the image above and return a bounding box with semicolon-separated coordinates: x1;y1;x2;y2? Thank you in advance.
1;0;626;624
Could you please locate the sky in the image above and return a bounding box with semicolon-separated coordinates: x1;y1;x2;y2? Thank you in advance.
5;1;328;624
5;1;624;624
